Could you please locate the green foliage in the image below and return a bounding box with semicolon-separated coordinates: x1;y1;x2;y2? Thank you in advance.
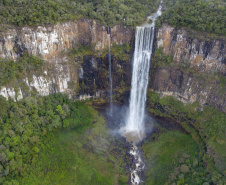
16;107;128;184
158;0;226;36
220;76;226;88
111;43;130;61
0;53;44;87
152;48;173;68
0;0;160;27
65;44;94;68
148;91;226;143
67;44;94;58
0;0;79;26
142;130;211;184
118;176;128;185
147;91;226;183
0;93;93;183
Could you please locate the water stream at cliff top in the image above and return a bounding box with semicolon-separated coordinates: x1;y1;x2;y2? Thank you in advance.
121;2;163;184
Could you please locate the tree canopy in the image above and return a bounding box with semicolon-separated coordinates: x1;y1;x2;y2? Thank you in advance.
0;93;93;184
158;0;226;36
0;0;160;26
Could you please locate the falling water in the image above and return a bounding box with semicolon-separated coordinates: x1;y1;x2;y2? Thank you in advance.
124;1;163;138
107;32;113;116
125;26;155;138
121;2;163;184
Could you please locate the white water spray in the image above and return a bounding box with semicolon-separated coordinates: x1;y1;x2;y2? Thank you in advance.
124;26;155;139
130;144;145;185
121;2;163;184
124;1;163;139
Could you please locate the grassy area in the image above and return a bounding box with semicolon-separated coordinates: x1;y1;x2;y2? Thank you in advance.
147;91;226;184
0;94;96;184
147;91;226;146
17;107;129;185
142;130;212;184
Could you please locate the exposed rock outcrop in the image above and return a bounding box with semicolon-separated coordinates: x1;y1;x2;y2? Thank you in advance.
0;19;133;100
151;24;226;112
0;22;225;113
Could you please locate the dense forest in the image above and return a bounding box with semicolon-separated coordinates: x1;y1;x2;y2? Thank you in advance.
0;93;93;184
159;0;226;35
0;0;225;35
0;0;160;26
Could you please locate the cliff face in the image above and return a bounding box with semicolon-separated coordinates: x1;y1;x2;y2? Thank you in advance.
0;19;133;100
0;21;225;113
151;24;226;112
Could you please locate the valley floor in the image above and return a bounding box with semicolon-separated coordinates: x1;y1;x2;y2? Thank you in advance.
1;97;225;185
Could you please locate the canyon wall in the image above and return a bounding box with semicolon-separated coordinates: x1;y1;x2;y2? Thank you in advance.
0;21;225;113
0;19;133;100
151;24;226;112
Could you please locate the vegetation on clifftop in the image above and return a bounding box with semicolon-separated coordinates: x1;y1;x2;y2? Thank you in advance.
1;0;225;36
0;0;160;26
158;0;226;36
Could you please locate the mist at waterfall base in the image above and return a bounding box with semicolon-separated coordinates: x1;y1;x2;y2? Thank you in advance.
104;103;155;185
121;1;162;142
105;27;156;142
106;27;155;183
105;3;162;184
105;104;154;138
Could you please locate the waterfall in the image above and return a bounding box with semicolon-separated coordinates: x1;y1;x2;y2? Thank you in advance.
121;2;163;184
123;0;163;139
125;27;155;138
107;33;113;116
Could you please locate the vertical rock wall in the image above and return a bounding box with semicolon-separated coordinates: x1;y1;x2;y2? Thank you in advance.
0;19;133;100
151;24;226;112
